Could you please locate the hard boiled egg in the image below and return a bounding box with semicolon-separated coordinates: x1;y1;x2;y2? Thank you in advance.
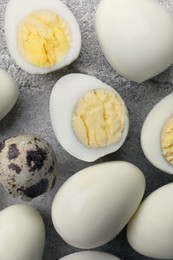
96;0;173;83
52;161;145;249
60;251;121;260
5;0;81;74
0;69;19;121
141;93;173;174
127;183;173;259
50;73;129;162
0;204;45;260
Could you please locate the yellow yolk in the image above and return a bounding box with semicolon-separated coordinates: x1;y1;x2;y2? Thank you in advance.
72;89;127;148
161;115;173;166
17;10;71;68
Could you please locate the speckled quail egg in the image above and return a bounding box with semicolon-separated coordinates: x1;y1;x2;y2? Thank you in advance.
141;93;173;174
0;134;57;199
96;0;173;83
60;251;121;260
5;0;81;74
0;69;19;121
50;73;129;162
0;204;45;260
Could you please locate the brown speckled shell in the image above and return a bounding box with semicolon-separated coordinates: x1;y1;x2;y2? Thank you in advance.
0;134;57;199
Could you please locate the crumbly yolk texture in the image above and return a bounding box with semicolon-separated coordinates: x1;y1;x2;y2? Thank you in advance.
72;89;127;148
17;10;71;68
161;115;173;166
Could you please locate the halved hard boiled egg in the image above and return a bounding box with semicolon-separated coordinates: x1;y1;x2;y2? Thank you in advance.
50;73;129;162
141;93;173;174
5;0;81;74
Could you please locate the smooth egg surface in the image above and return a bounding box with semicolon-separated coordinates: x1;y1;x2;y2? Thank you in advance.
0;69;19;121
5;0;81;74
141;93;173;174
52;161;145;249
60;251;121;260
127;183;173;259
50;73;129;162
96;0;173;83
0;204;45;260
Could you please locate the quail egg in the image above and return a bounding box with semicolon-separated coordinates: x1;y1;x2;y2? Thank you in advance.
0;134;57;199
141;93;173;174
50;73;129;162
5;0;81;74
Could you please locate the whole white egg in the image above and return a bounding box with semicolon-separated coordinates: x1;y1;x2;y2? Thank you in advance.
60;251;121;260
0;204;45;260
0;69;19;121
50;73;129;162
5;0;81;74
127;183;173;259
96;0;173;83
52;161;145;249
141;93;173;174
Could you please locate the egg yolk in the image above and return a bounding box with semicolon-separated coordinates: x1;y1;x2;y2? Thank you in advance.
72;89;126;148
161;115;173;166
17;10;71;68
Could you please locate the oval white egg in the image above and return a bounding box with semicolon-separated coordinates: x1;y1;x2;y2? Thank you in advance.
141;93;173;174
5;0;81;74
60;251;121;260
0;69;19;121
0;204;45;260
50;73;129;162
127;183;173;259
52;161;145;249
96;0;173;83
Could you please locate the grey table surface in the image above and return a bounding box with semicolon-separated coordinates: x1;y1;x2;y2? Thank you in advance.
0;0;173;259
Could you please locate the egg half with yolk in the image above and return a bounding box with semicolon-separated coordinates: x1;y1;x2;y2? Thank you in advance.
5;0;81;74
141;93;173;174
50;73;129;162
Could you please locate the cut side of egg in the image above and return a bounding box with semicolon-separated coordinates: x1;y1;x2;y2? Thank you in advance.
141;93;173;174
127;183;173;259
96;0;173;83
5;0;81;74
52;161;145;249
49;73;129;162
60;251;121;260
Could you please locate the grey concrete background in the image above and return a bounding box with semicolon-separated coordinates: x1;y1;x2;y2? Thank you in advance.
0;0;173;259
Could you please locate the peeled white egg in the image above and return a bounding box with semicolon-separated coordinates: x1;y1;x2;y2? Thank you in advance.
127;183;173;259
96;0;173;83
50;73;129;162
5;0;81;74
141;93;173;174
0;204;45;260
0;69;19;121
52;161;145;249
60;251;121;260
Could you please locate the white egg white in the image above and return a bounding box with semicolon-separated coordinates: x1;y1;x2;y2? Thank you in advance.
96;0;173;83
141;93;173;174
60;251;121;260
49;73;129;162
0;205;45;260
127;183;173;259
0;69;19;121
52;161;145;249
5;0;81;74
